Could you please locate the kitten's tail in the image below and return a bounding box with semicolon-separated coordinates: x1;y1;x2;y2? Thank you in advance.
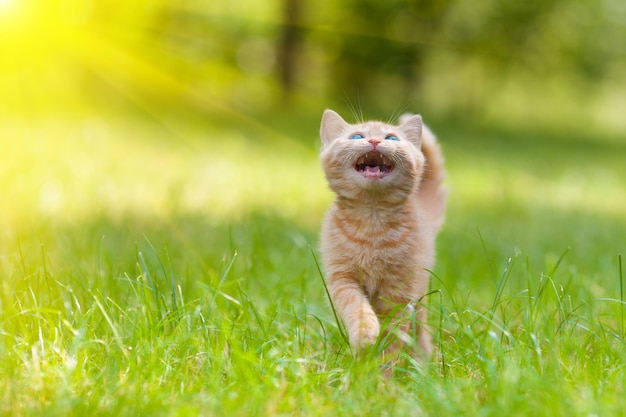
401;114;447;230
418;125;447;230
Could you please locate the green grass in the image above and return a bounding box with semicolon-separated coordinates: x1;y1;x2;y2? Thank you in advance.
1;113;626;416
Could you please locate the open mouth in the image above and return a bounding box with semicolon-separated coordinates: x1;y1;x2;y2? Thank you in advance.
354;151;394;178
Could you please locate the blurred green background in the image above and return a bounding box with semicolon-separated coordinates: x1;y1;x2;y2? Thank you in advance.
1;0;625;266
2;0;626;130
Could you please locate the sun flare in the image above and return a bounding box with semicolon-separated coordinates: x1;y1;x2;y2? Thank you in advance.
0;0;21;26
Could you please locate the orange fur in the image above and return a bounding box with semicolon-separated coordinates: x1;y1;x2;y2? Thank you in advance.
319;109;447;358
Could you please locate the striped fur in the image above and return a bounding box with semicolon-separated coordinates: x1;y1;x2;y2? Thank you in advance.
319;109;447;358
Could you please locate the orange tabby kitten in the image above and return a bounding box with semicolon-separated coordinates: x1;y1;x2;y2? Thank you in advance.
319;109;446;359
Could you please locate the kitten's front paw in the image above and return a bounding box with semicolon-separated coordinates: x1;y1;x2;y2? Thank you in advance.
348;315;380;351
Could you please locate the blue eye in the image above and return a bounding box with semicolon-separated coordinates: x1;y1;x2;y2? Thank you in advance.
350;133;365;140
385;135;399;141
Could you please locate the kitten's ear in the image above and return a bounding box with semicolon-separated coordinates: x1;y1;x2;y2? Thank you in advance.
399;114;423;146
398;113;415;125
320;109;349;146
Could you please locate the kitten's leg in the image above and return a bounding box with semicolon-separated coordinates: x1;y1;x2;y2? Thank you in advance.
327;275;380;351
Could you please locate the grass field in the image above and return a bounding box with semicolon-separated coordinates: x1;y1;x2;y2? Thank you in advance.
1;111;625;416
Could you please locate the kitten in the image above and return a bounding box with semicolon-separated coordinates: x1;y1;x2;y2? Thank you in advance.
319;109;446;359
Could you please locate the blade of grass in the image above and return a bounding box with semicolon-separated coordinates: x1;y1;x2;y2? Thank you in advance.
91;292;130;360
617;254;624;339
490;255;516;320
208;251;238;312
310;246;349;346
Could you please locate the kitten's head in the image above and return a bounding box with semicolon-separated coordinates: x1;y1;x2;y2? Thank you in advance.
320;109;425;203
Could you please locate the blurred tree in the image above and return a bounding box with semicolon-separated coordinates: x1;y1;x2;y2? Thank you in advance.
446;0;625;84
311;0;452;109
3;0;623;131
277;0;303;97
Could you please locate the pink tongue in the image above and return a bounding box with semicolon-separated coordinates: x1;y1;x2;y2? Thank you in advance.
364;166;382;178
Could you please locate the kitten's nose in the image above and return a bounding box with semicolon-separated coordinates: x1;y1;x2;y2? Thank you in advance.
368;138;381;148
